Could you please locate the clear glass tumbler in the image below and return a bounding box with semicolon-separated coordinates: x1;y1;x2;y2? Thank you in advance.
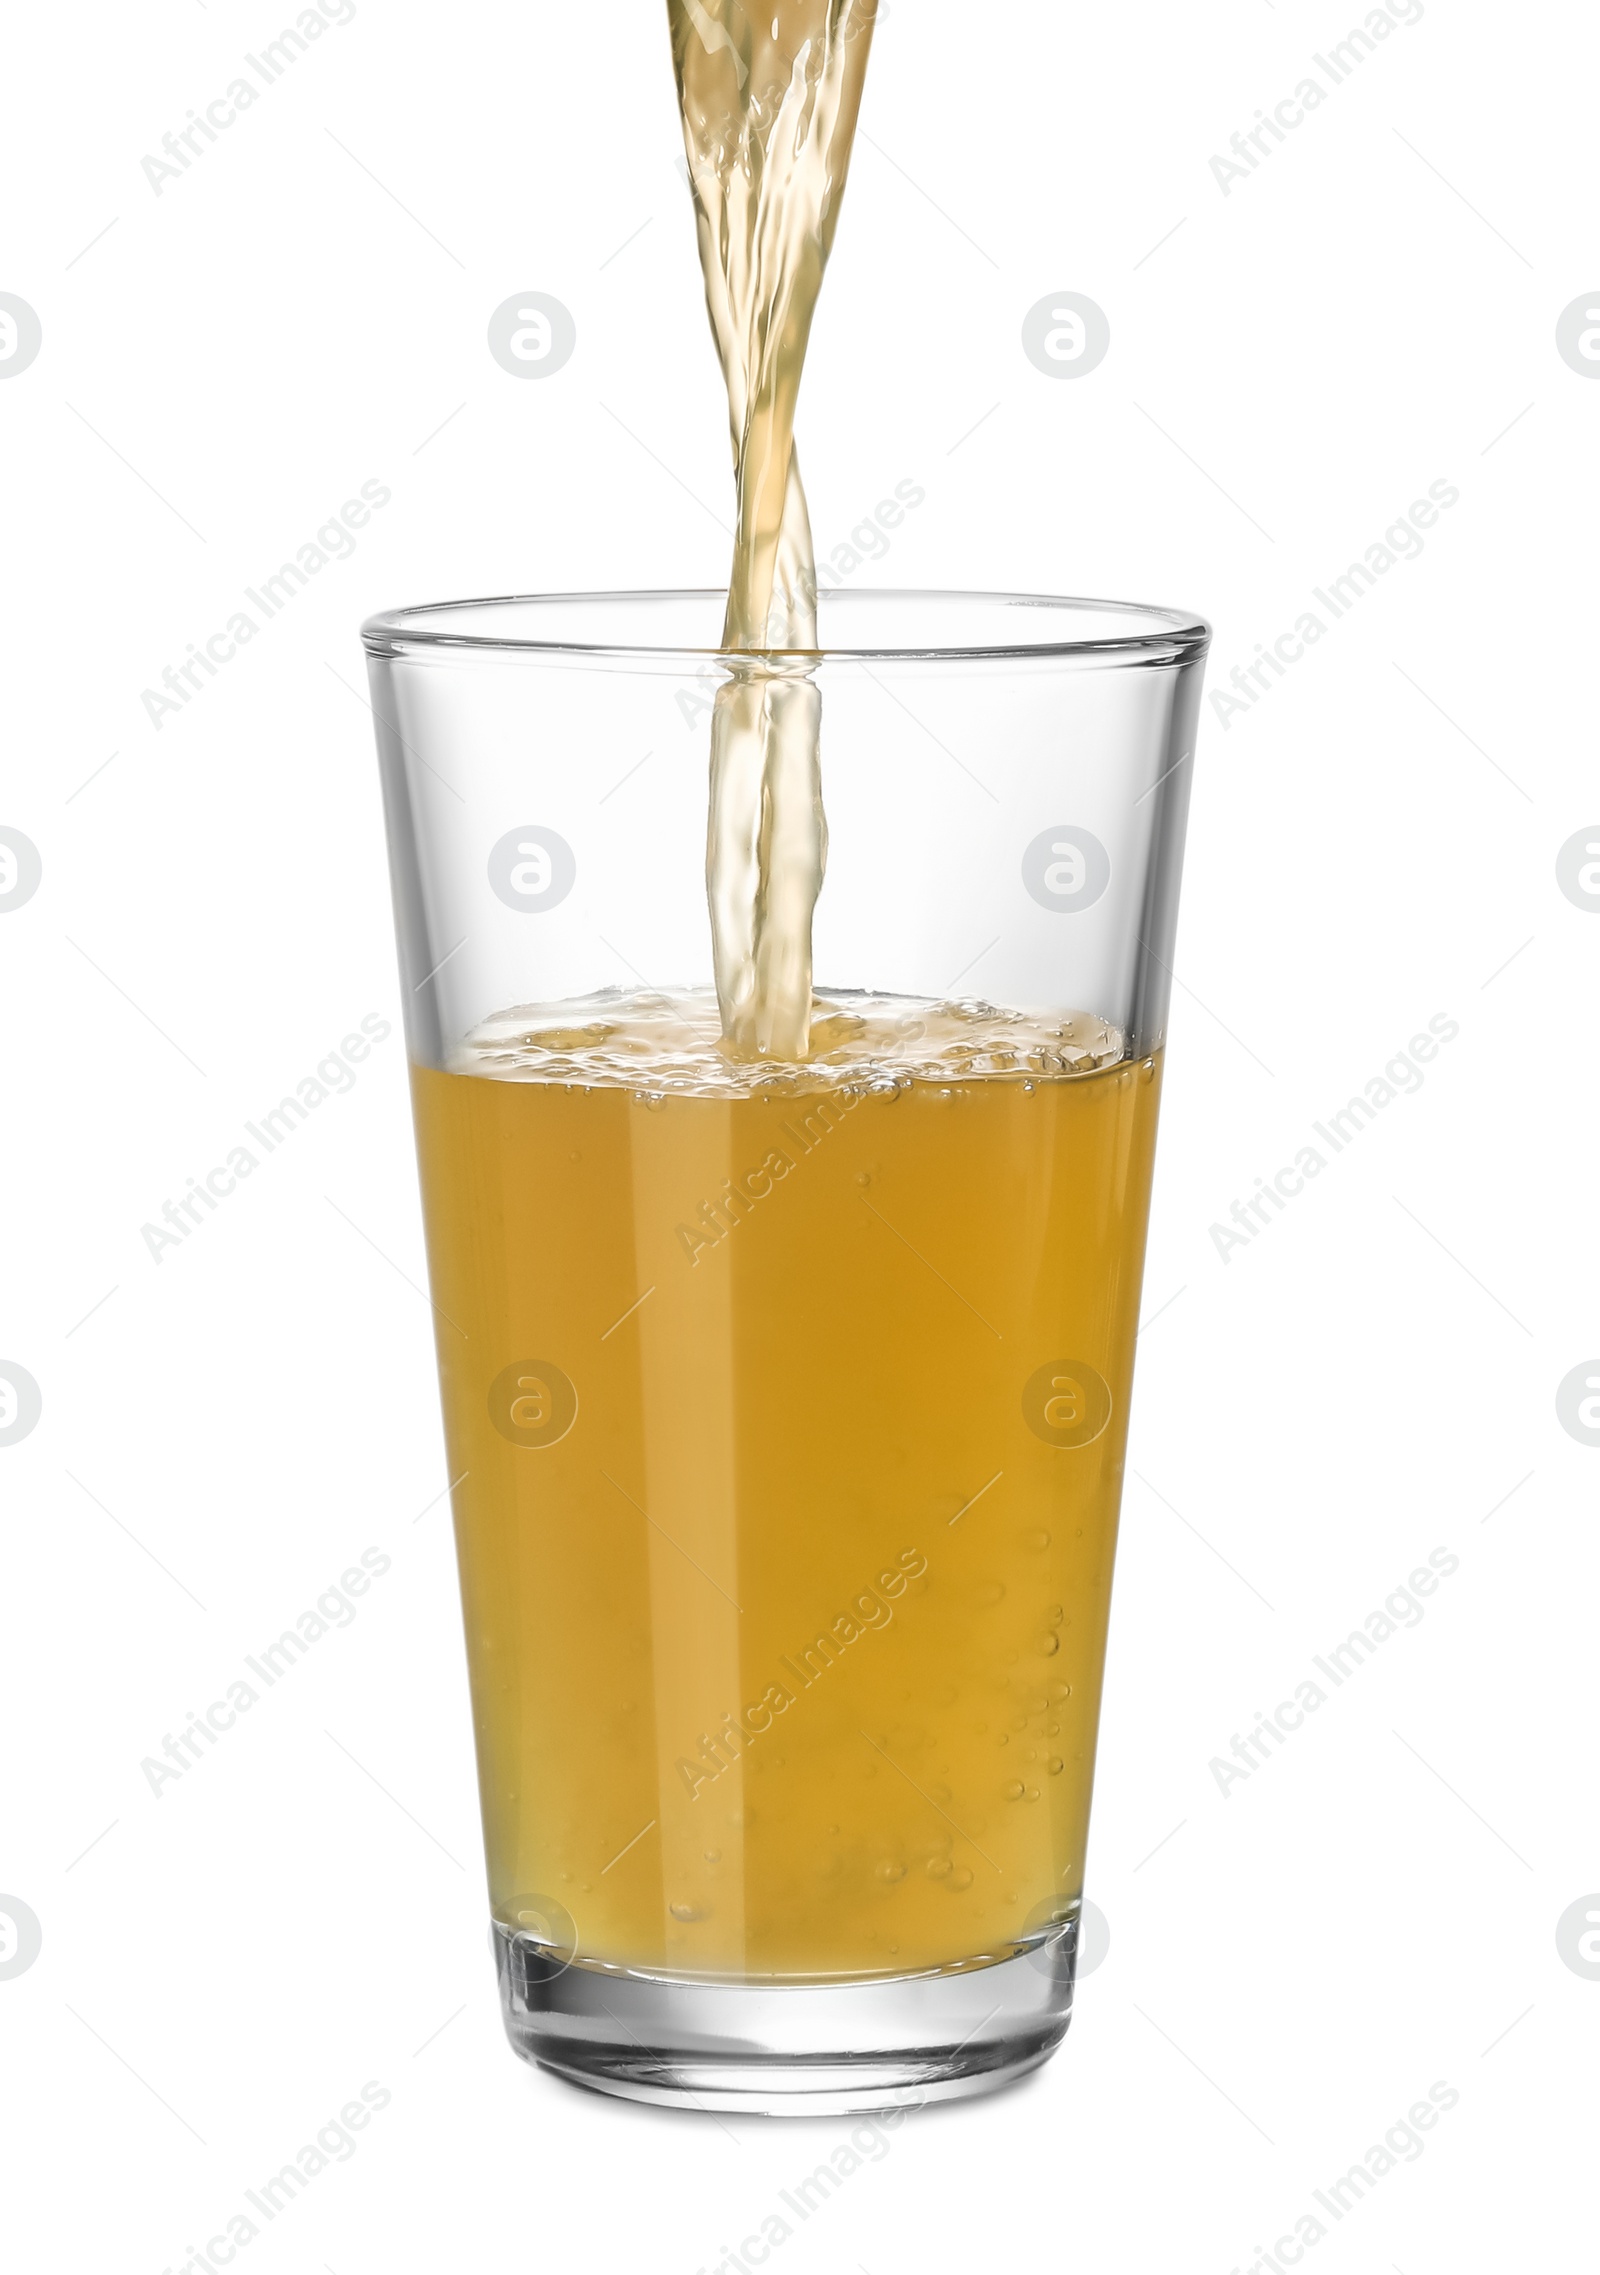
361;589;1208;2113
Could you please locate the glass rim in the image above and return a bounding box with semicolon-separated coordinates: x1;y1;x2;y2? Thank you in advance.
360;587;1211;664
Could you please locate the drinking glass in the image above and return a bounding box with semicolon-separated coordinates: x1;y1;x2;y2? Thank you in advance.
361;589;1208;2112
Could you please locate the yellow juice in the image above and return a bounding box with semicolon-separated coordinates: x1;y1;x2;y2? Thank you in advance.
411;994;1161;1981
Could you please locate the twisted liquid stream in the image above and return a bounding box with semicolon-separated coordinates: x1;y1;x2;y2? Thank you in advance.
667;0;876;1058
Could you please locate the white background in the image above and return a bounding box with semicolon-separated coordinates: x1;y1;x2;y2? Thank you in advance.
2;0;1595;2268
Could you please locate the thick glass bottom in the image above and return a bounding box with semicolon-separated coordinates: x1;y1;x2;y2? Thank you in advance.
493;1919;1077;2115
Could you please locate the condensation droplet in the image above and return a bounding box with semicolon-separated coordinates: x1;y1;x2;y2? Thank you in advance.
1048;1756;1064;1774
877;1861;907;1883
948;1866;974;1891
926;1855;952;1879
1041;1633;1060;1656
1004;1779;1026;1800
669;1902;707;1922
975;1581;1005;1606
1026;1530;1051;1549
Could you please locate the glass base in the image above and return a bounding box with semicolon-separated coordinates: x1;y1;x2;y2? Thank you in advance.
493;1920;1077;2114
